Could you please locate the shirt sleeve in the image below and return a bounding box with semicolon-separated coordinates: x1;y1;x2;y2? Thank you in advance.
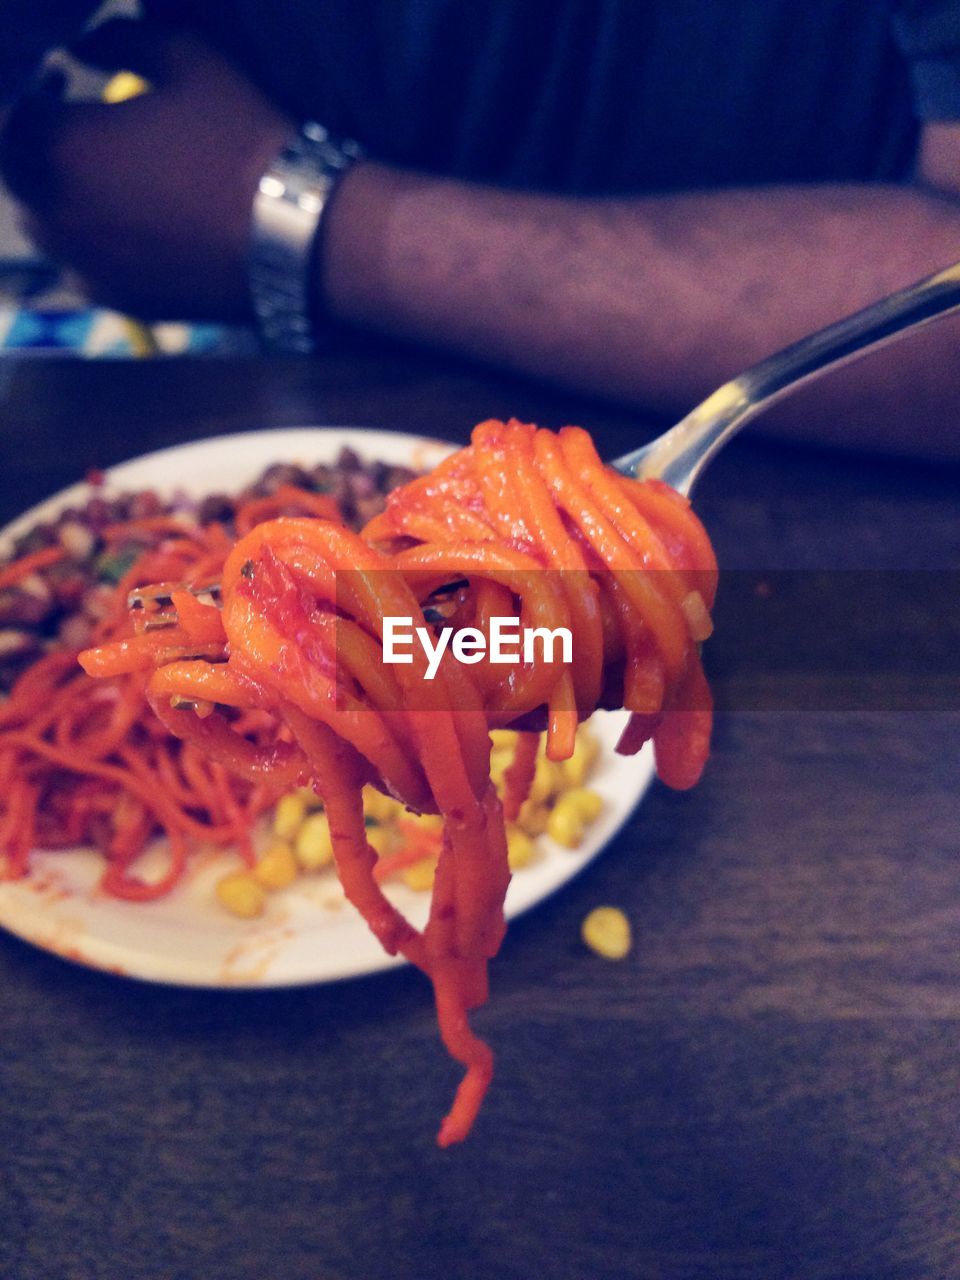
0;0;100;105
894;1;960;120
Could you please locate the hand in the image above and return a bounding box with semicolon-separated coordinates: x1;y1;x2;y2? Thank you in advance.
0;21;293;320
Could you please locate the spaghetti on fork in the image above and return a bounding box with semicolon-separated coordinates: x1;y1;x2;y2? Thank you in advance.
78;419;717;1144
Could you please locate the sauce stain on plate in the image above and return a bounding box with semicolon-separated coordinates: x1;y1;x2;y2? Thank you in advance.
219;916;297;985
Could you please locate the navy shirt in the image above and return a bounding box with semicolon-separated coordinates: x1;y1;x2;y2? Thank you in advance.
152;0;918;190
5;1;960;192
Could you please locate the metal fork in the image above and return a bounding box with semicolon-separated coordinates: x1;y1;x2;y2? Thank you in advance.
613;261;960;494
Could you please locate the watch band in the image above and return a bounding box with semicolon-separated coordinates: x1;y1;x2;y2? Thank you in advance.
249;121;364;354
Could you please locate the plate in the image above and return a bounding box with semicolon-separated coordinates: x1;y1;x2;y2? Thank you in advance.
0;428;655;987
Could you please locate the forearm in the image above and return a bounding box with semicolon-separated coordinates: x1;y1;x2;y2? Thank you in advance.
323;166;960;457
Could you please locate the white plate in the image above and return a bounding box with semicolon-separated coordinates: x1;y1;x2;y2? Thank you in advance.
0;428;655;987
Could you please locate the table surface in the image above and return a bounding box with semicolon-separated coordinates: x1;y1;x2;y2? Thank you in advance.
0;345;958;1280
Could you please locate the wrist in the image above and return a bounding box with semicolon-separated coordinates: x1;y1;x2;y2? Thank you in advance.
321;161;445;334
319;159;384;325
248;121;364;352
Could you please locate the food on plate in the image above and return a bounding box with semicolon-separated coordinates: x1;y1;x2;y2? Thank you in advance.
214;724;604;916
79;418;717;1144
0;450;416;694
0;450;415;897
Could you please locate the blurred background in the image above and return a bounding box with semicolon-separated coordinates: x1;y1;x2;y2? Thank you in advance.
0;183;245;357
0;0;246;358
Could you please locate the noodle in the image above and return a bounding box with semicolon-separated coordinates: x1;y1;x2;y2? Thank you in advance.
0;487;340;899
77;419;717;1144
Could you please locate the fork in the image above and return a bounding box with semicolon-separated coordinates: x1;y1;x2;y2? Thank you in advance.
612;260;960;494
130;260;960;626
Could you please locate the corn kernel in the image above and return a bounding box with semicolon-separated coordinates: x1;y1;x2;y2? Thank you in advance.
565;787;604;823
254;840;299;889
546;793;586;848
365;826;394;857
560;731;600;786
506;828;537;870
530;757;561;805
402;857;437;891
516;799;549;836
559;753;586;787
274;792;307;840
581;906;632;959
363;786;402;824
216;871;266;918
295;812;335;870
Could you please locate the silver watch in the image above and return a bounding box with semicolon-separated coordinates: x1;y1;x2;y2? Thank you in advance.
249;122;364;354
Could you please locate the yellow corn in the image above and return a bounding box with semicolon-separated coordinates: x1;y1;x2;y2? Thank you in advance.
254;840;299;890
365;826;394;858
581;906;632;959
249;718;606;916
402;858;437;891
560;730;600;786
564;787;603;823
546;793;586;848
295;812;335;870
216;871;266;919
274;792;307;841
516;799;550;836
506;828;537;870
530;756;561;805
363;785;402;824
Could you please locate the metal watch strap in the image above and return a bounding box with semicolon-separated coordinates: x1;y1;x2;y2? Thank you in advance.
249;122;364;354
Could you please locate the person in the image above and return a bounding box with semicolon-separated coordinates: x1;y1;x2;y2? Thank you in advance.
2;1;960;457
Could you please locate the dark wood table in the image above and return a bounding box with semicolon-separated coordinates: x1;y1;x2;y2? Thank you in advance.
1;347;958;1280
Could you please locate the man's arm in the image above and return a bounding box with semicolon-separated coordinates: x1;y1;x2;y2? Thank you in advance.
4;25;960;458
323;161;960;458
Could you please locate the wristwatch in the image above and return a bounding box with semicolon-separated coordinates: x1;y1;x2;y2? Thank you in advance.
249;121;364;354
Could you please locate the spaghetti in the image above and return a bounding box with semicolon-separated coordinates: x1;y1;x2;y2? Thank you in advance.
78;419;718;1144
0;485;351;900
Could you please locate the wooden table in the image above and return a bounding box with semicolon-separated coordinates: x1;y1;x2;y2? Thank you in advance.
1;347;958;1280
